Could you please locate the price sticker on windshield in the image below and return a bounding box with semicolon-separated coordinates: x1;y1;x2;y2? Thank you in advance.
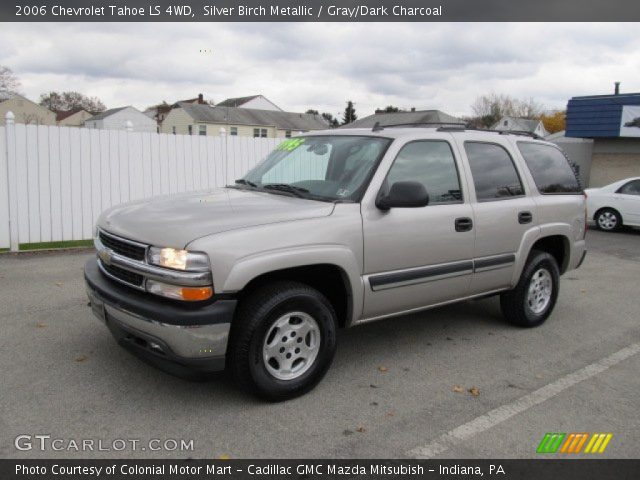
277;138;305;151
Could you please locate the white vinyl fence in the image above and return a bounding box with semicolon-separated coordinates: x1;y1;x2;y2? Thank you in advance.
0;112;279;251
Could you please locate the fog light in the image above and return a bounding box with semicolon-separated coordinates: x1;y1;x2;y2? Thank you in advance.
146;279;213;302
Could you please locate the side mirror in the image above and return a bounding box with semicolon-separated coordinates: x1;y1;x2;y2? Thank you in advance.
376;181;429;210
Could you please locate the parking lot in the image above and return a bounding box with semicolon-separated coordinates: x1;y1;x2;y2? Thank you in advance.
1;228;638;459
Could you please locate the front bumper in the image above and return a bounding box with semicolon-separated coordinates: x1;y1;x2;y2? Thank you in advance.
84;257;236;375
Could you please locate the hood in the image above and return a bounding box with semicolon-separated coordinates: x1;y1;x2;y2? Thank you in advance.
98;188;335;248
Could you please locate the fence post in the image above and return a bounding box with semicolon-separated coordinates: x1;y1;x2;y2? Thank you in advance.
4;111;18;251
124;120;133;132
219;127;228;184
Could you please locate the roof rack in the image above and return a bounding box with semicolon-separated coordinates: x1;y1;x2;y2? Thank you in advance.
369;122;543;140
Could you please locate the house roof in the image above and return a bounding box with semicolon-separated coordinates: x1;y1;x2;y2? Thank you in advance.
0;91;29;103
55;108;89;122
86;106;128;121
344;110;464;128
492;116;542;133
178;103;327;130
216;95;261;108
566;92;640;138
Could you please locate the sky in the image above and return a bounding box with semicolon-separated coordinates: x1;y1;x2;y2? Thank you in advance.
1;22;639;118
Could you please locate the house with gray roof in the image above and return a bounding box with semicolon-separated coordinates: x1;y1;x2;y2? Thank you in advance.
491;116;548;138
345;109;465;129
161;103;326;138
84;106;156;132
216;95;282;111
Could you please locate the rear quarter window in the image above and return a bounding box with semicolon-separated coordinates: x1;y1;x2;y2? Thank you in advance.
517;142;581;194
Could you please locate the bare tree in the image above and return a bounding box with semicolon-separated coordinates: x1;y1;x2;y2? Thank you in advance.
0;66;21;94
471;93;545;128
39;91;106;113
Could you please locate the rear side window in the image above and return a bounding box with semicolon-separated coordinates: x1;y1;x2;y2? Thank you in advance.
464;142;524;201
617;180;640;196
517;142;581;194
386;140;462;204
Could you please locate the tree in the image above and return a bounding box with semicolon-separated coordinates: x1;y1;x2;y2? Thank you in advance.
341;100;357;125
305;109;319;115
471;93;545;128
321;112;340;128
379;105;400;113
0;65;20;94
39;91;106;113
540;110;566;134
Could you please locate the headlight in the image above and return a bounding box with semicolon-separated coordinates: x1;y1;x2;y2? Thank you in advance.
148;247;210;271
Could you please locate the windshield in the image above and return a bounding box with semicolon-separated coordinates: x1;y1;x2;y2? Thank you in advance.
237;136;391;201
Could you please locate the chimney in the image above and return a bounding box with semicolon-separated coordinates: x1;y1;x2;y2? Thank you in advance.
614;82;620;95
198;93;204;104
411;107;416;112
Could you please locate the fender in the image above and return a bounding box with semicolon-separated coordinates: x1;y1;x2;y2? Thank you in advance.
223;244;364;326
511;223;572;285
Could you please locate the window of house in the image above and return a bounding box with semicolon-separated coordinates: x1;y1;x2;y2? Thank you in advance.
198;125;206;136
253;128;260;138
188;125;193;135
464;142;524;201
261;128;268;138
230;127;238;136
172;126;176;135
385;141;462;204
517;142;581;194
503;120;508;126
285;130;292;138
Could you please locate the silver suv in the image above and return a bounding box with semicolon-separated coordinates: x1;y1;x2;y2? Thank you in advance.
85;125;587;400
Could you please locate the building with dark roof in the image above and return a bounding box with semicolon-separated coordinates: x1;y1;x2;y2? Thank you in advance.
216;95;282;111
566;84;640;187
344;109;464;129
161;103;326;138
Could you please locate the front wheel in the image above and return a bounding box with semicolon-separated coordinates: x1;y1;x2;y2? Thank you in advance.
500;250;560;327
227;281;337;400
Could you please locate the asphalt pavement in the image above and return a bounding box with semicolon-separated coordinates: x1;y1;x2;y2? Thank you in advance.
0;228;638;459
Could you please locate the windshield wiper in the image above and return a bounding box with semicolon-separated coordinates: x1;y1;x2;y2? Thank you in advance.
262;183;309;198
234;179;258;188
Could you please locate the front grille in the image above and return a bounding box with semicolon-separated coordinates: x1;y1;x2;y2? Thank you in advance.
99;231;146;261
100;261;144;287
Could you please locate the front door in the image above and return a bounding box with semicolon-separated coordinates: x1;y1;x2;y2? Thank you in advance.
362;139;475;319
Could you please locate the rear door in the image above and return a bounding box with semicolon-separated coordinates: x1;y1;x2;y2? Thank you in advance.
456;137;538;294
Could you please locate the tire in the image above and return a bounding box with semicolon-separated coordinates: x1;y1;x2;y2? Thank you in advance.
227;281;337;401
595;208;622;231
500;250;560;328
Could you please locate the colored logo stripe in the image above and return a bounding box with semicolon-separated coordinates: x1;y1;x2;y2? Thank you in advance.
584;433;613;454
537;433;566;453
537;433;613;454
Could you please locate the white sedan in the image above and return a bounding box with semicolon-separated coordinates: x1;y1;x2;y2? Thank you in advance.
586;177;640;231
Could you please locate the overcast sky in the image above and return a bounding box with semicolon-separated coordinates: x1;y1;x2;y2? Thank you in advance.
1;22;639;117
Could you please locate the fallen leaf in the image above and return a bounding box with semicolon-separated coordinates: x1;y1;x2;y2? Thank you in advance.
580;289;586;293
386;412;395;417
403;367;410;372
370;401;379;406
218;454;230;460
36;322;47;328
55;282;63;287
369;384;379;389
74;355;88;363
452;385;464;393
378;366;388;373
356;426;366;433
469;386;480;397
535;374;544;379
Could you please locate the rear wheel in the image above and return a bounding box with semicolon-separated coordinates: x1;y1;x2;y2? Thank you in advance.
595;208;621;231
500;250;560;327
227;281;337;400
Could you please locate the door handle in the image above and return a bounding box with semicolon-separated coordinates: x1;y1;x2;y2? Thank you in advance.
455;217;473;232
518;211;533;224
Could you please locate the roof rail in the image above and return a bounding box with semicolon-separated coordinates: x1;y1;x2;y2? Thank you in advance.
370;122;468;131
368;122;543;139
